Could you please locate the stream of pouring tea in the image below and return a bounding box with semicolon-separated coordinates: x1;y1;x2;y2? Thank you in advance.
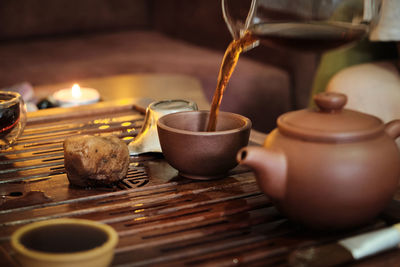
206;18;366;132
206;32;257;132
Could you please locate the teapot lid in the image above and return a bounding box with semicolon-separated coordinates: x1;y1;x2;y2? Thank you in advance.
278;92;384;142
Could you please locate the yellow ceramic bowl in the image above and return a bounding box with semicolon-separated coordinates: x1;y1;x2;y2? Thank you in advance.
11;218;118;267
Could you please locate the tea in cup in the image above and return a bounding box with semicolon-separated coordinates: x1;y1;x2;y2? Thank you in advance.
11;218;118;267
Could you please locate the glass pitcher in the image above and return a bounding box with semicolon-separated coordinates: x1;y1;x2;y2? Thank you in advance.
222;0;380;52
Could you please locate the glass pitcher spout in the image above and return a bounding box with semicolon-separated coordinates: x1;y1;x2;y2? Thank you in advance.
222;0;259;51
222;0;256;40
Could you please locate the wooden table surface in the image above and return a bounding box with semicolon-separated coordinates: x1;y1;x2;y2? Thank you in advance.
0;75;399;266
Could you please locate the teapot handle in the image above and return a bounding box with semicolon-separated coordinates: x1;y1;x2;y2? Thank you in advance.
384;120;400;140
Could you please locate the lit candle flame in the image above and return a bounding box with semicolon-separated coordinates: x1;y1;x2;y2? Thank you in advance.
71;84;82;99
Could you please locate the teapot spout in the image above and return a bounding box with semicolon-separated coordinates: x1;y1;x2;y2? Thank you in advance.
237;146;287;200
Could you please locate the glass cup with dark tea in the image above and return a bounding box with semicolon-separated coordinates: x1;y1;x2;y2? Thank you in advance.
0;91;27;149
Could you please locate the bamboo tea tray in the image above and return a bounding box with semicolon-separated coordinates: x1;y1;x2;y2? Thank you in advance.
1;99;400;266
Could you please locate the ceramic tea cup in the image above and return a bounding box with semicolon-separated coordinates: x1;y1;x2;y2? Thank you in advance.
157;110;251;179
11;218;118;267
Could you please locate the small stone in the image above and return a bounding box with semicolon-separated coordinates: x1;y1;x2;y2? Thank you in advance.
63;135;129;187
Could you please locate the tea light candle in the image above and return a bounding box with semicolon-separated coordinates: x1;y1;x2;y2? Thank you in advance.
53;84;100;107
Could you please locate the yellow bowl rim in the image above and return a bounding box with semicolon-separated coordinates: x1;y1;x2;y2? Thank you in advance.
11;218;118;263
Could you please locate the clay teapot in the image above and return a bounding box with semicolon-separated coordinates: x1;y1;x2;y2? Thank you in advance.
237;92;400;229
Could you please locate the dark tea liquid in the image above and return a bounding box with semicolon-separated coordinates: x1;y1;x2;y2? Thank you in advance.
20;224;108;253
206;32;257;131
250;21;367;52
0;100;20;137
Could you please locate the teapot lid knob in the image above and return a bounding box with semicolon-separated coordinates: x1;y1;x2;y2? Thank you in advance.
314;92;347;112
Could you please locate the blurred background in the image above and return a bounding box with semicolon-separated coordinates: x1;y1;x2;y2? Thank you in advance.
0;0;398;133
